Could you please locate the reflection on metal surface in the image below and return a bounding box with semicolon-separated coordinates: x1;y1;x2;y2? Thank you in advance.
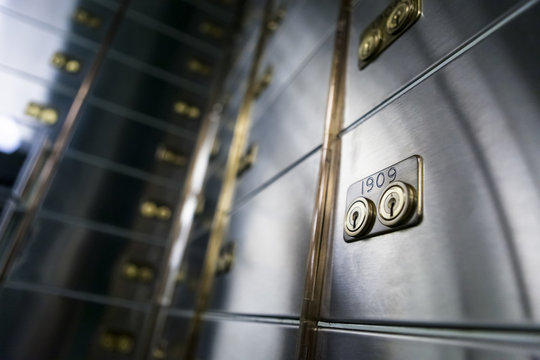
358;0;422;69
0;115;21;154
343;155;423;241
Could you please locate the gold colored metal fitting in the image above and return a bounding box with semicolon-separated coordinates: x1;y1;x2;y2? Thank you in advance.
73;8;101;29
65;59;81;73
116;335;134;354
24;102;42;118
25;102;58;125
123;263;138;279
344;197;376;237
155;145;187;166
199;21;225;39
267;6;287;32
138;266;155;282
50;52;66;68
378;180;417;227
100;333;116;351
359;28;382;61
140;201;157;218
358;0;422;69
156;206;171;220
187;59;211;76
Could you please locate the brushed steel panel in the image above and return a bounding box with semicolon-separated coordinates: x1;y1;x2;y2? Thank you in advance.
42;157;179;240
324;4;540;324
122;1;231;46
91;58;208;121
196;318;298;360
316;328;540;359
8;217;164;302
253;0;338;123
345;0;521;127
112;16;220;76
0;288;145;360
234;36;332;201
70;106;194;181
0;69;73;131
0;11;95;89
0;0;115;43
208;151;320;316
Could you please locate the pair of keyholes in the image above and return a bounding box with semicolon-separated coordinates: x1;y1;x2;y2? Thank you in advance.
345;181;417;238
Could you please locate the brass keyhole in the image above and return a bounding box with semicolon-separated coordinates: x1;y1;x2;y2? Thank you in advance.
386;1;413;34
352;210;359;228
344;197;376;238
388;197;396;217
359;29;382;61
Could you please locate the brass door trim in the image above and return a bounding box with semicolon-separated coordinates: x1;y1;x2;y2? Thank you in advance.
182;1;277;359
295;1;352;359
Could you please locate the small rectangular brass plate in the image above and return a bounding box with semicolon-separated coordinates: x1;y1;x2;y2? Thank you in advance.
343;155;423;242
358;0;422;69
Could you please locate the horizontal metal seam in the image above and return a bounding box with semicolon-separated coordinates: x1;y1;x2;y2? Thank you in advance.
4;280;151;312
230;145;322;212
318;321;540;348
340;0;539;136
38;210;167;246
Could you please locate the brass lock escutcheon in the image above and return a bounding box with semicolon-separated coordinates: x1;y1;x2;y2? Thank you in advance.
343;155;423;242
50;51;82;73
99;330;134;354
358;0;422;69
24;102;59;125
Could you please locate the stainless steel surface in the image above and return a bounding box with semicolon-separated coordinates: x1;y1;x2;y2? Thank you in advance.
0;69;73;131
0;0;115;43
345;0;521;127
208;151;320;316
323;1;540;324
43;157;178;241
234;36;334;202
8;216;164;302
253;0;339;124
0;287;147;360
316;327;540;359
197;317;299;360
69;106;194;182
0;11;95;89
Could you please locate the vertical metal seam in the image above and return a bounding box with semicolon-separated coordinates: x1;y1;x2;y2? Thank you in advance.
182;0;277;358
296;1;351;359
137;2;251;358
0;0;132;281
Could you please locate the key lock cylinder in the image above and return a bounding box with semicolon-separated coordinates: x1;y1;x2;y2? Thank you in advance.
343;155;423;241
377;181;417;227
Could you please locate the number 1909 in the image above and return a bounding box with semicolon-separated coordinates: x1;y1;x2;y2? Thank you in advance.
360;167;397;194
